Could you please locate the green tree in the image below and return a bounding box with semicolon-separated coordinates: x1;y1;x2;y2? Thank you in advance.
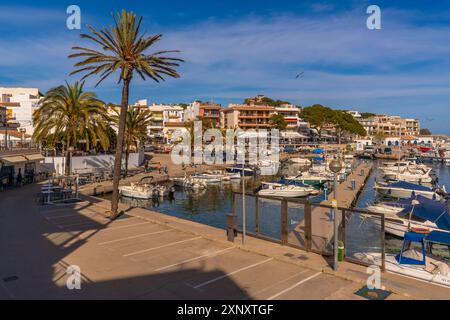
299;104;335;137
360;112;376;119
69;10;183;218
110;106;152;176
332;110;367;144
373;131;387;145
420;128;431;135
270;113;287;130
33;81;110;176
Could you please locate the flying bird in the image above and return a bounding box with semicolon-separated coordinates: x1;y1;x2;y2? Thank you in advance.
295;71;304;79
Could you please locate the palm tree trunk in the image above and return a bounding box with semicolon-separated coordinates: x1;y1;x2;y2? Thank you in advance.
110;78;130;218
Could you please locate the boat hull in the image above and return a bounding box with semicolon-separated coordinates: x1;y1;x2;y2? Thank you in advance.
374;186;440;200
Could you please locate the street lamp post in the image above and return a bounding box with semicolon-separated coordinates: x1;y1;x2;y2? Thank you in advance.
67;146;75;176
329;158;343;271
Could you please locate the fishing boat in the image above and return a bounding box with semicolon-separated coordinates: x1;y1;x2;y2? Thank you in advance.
374;180;443;200
353;231;450;288
363;196;450;237
258;182;315;198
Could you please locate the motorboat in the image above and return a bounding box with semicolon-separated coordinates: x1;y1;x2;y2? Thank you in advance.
277;178;319;195
289;158;311;166
258;182;315;198
382;168;434;184
119;183;172;199
353;231;450;288
374;180;443;200
284;173;331;188
171;176;207;190
363;196;450;237
226;165;255;176
191;170;242;182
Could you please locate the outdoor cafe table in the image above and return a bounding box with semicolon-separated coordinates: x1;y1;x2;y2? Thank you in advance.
41;190;54;204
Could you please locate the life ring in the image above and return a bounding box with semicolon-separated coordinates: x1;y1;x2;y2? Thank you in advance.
411;227;431;234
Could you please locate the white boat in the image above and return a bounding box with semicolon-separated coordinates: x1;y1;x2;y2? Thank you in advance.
363;195;450;237
354;251;450;288
258;160;280;176
445;158;450;166
374;181;442;200
119;183;171;199
382;168;433;184
171;177;207;190
289;158;311;166
258;182;314;198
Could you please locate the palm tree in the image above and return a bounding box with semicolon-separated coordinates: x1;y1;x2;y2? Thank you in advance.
110;106;152;176
33;81;110;176
69;10;183;218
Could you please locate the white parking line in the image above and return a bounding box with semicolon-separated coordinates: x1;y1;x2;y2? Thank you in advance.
100;221;150;231
267;272;321;300
98;229;173;245
193;258;273;289
123;236;202;257
155;247;234;272
251;269;310;297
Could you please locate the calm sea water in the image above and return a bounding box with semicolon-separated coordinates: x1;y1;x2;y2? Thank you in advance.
101;160;450;257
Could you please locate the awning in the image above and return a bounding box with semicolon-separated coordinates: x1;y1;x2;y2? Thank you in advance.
24;153;45;161
0;155;27;164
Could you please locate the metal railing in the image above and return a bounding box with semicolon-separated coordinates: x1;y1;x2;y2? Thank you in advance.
231;192;386;271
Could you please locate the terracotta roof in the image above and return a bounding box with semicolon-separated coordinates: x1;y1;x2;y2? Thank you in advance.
223;104;275;112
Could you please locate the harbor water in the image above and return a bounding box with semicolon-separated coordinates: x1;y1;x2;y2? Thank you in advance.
100;160;450;258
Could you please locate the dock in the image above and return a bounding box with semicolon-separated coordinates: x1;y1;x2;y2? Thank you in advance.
290;161;373;254
1;183;449;299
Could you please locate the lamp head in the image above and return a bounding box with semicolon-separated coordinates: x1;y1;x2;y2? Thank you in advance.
329;158;342;173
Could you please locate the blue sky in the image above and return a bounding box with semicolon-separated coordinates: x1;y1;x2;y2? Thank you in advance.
2;1;450;133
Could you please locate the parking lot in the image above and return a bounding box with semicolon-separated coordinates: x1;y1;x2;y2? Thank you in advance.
21;197;367;300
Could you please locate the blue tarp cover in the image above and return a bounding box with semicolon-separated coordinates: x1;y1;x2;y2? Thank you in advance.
312;148;324;154
313;157;325;161
425;230;450;246
398;195;450;230
278;178;310;188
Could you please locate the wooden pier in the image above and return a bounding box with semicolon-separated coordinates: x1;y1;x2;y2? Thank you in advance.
289;161;374;254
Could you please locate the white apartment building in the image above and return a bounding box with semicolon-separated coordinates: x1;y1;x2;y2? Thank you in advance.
0;87;41;134
147;103;186;143
274;104;301;130
351;112;420;137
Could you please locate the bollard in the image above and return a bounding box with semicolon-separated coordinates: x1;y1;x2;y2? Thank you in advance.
226;214;237;242
351;178;356;190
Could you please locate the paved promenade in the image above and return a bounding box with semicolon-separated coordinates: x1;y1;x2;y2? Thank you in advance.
0;184;449;299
